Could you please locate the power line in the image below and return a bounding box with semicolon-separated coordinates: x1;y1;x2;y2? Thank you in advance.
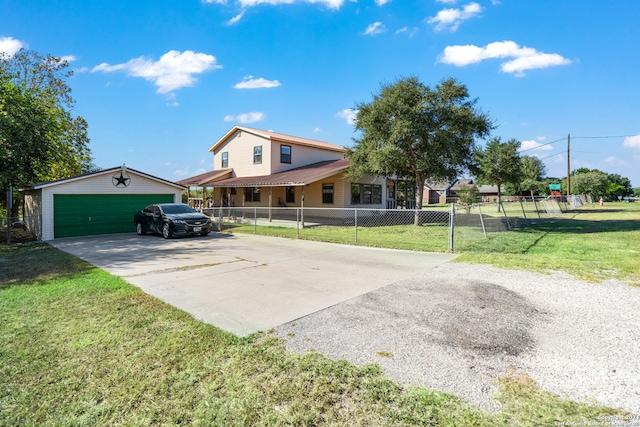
519;137;566;152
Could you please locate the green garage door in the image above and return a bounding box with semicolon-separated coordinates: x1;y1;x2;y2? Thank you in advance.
54;194;174;238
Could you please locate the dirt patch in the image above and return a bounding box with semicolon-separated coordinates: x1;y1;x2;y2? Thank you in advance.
425;280;541;356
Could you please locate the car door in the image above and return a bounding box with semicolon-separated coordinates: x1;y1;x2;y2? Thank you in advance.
151;205;163;233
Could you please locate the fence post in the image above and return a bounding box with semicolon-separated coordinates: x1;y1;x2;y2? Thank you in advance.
449;203;455;252
254;207;257;234
477;203;487;238
354;209;358;244
533;197;541;219
6;187;12;245
296;208;300;238
519;198;529;226
500;201;512;230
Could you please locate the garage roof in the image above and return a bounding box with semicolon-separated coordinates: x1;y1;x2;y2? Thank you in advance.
26;166;186;190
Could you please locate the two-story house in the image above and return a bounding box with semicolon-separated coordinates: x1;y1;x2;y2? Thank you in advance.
177;126;388;210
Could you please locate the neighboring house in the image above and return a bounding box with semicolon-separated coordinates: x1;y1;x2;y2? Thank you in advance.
177;126;388;210
423;178;499;204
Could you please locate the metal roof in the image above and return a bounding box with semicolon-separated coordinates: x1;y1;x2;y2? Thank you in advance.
208;125;348;154
175;169;233;186
209;159;350;187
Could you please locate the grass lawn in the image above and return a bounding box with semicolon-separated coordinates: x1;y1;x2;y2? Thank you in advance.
0;243;631;426
454;203;640;284
222;203;640;285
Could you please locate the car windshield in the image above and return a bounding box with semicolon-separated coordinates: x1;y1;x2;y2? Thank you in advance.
161;204;197;214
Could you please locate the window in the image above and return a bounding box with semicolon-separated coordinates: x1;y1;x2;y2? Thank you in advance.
351;184;383;204
351;184;360;204
322;183;334;204
253;146;262;164
280;144;291;164
221;152;228;168
373;185;382;204
286;186;295;204
244;187;261;202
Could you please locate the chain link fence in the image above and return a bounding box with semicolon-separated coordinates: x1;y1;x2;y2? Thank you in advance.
203;197;577;252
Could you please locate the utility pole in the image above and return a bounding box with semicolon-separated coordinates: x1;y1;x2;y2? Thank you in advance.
566;133;571;199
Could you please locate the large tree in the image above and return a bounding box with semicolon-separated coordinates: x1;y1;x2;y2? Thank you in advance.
475;137;522;211
346;76;492;225
0;49;91;213
518;155;547;198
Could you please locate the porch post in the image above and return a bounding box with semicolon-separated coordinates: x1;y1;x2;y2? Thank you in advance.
269;187;272;222
301;185;305;228
242;188;246;219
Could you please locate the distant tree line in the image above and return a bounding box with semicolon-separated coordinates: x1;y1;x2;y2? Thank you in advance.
347;76;636;218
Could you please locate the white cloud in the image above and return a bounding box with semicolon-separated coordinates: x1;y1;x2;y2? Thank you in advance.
427;2;482;32
59;55;76;63
92;50;221;94
520;140;553;151
364;22;386;35
603;156;627;167
233;75;281;89
314;127;322;133
335;108;357;125
623;134;640;148
0;36;25;55
224;112;266;123
436;0;458;3
237;0;343;9
439;40;571;76
227;11;245;24
395;26;418;37
375;0;391;5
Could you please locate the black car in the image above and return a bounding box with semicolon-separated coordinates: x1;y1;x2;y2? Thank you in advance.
134;203;211;239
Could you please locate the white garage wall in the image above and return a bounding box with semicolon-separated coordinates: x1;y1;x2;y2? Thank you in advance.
39;170;183;240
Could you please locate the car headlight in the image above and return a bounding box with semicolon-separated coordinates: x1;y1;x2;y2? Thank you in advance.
173;220;187;225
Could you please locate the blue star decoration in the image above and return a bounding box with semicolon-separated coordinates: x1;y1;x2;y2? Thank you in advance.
112;172;130;187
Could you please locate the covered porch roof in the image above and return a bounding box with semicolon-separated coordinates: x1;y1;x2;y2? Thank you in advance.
179;159;350;188
175;169;233;187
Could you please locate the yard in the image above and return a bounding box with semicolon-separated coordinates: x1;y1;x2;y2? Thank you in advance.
1;203;638;425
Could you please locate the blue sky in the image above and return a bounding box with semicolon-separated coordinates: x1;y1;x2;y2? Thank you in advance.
2;0;640;187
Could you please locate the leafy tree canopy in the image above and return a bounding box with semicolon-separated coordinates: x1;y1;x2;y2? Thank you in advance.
0;49;92;196
474;137;522;210
346;76;492;223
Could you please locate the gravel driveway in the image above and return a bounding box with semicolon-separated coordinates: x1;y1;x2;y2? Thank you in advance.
275;263;640;413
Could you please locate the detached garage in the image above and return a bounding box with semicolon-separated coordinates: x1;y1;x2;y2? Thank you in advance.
23;166;185;240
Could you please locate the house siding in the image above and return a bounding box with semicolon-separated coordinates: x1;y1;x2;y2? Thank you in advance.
23;190;42;240
270;142;344;174
213;130;272;177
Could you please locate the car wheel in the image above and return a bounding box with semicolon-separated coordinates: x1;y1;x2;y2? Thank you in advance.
136;222;146;235
162;223;172;239
200;231;210;236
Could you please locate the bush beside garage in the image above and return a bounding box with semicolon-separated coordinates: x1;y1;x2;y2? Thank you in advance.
22;166;185;240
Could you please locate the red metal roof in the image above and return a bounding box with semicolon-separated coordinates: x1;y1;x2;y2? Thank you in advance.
211;159;350;187
175;169;232;186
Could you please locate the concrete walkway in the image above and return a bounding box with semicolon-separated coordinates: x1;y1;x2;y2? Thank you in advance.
51;232;455;336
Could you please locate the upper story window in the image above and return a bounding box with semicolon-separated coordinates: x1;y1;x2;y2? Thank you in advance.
280;144;291;164
253;146;262;164
221;152;228;168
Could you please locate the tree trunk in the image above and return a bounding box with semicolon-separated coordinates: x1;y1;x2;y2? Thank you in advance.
414;176;425;226
497;183;502;213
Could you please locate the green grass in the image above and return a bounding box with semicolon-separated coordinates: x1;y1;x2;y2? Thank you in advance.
0;244;630;426
221;203;640;285
454;203;640;284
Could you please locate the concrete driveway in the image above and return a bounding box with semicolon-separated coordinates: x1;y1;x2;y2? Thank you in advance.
51;232;455;336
